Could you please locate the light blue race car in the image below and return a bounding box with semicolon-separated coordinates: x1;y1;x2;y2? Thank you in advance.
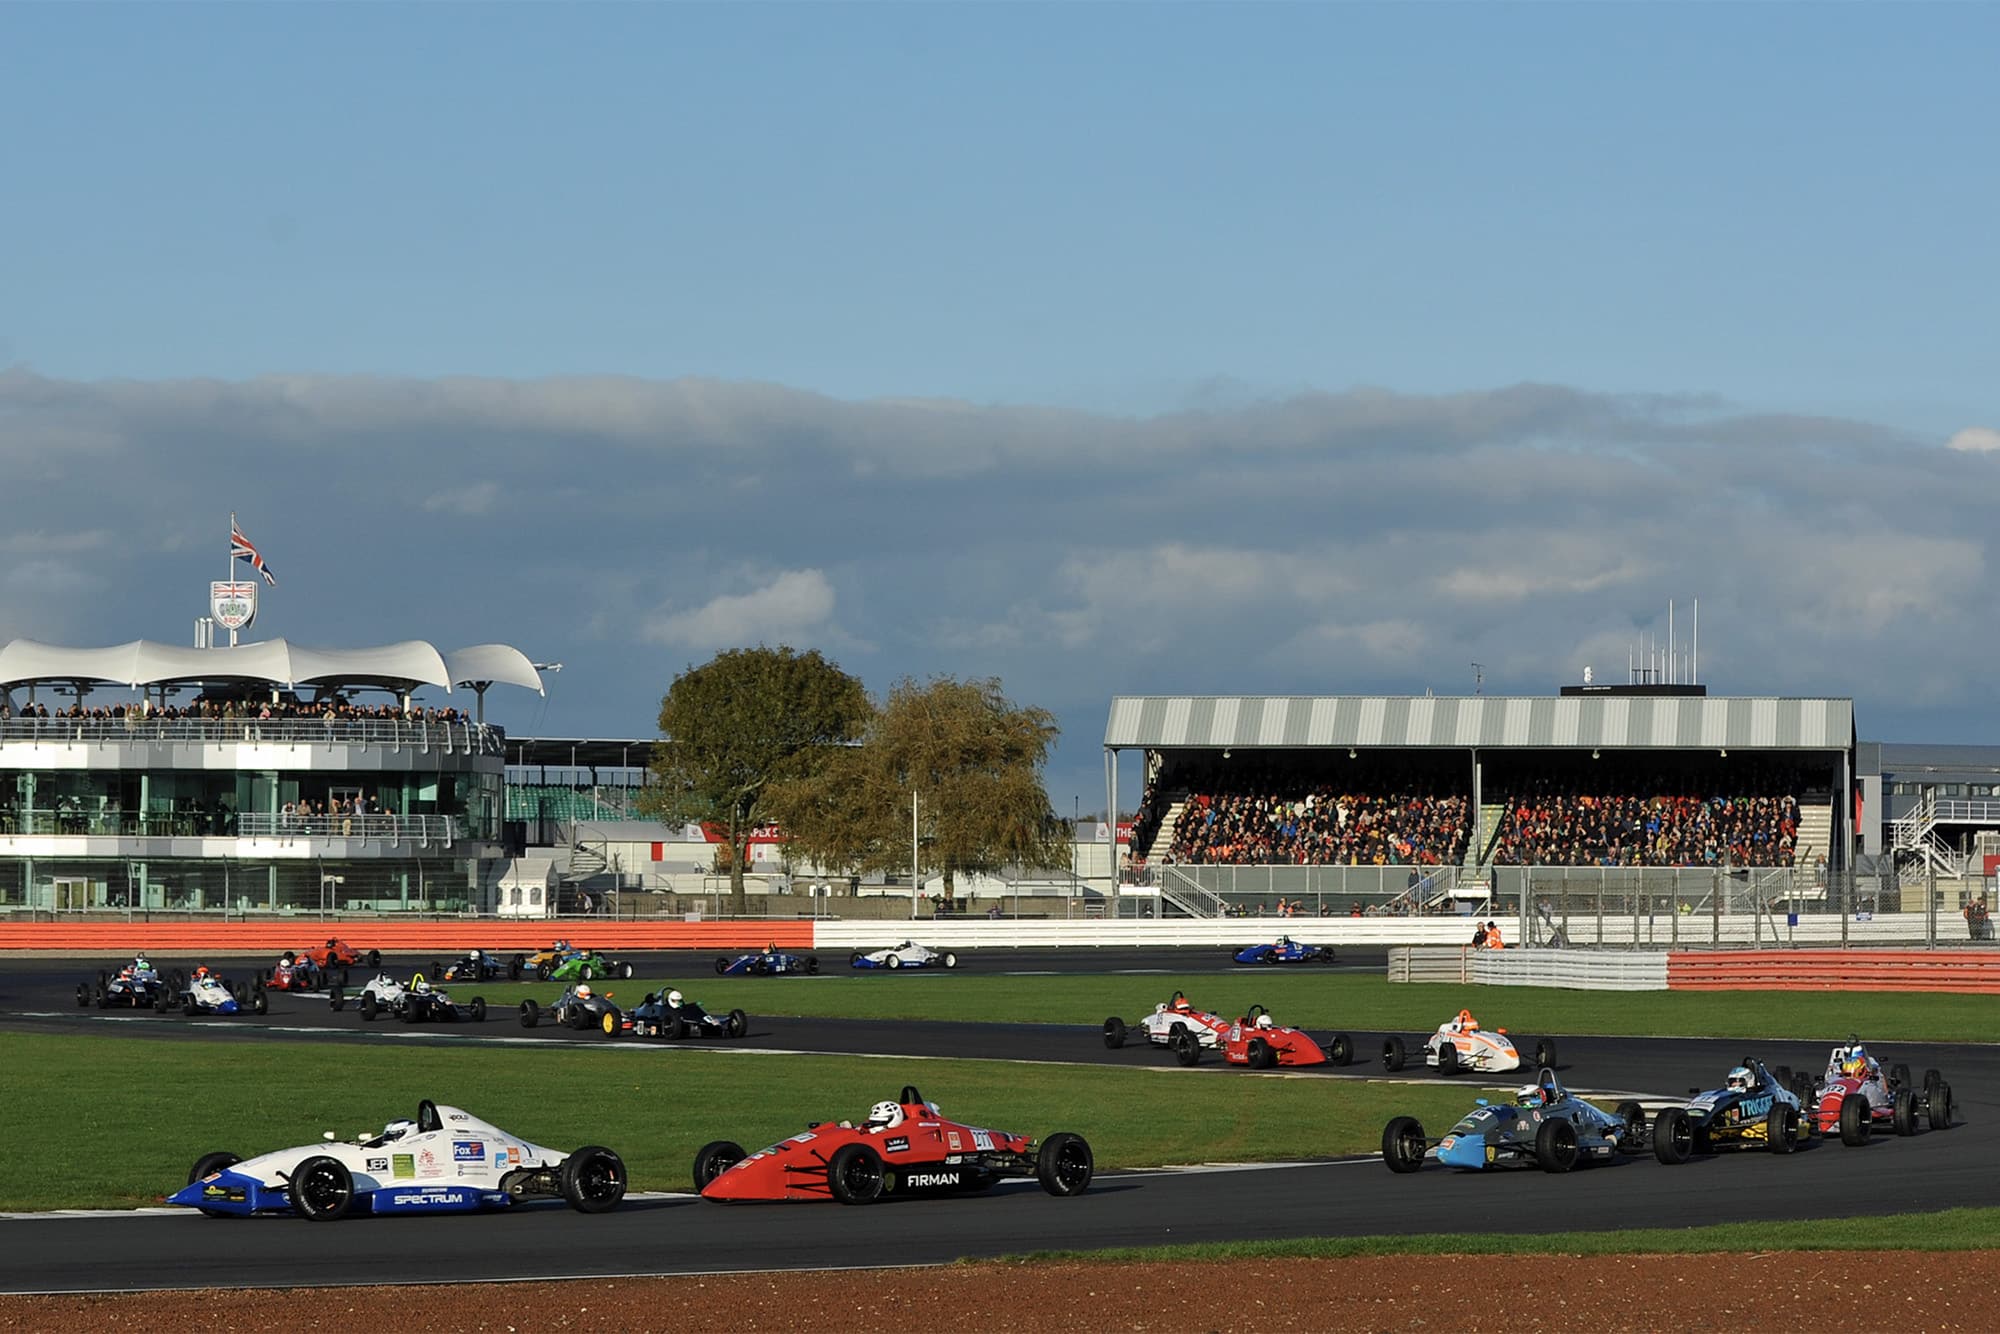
1382;1067;1645;1173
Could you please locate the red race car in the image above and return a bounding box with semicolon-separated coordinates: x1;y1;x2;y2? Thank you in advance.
1174;1004;1353;1070
264;951;327;992
296;938;380;972
1804;1041;1954;1144
692;1085;1094;1205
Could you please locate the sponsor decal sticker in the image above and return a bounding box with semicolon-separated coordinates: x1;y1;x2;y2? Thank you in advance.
946;1131;962;1151
452;1140;483;1162
507;1146;520;1164
392;1153;415;1180
790;1132;816;1144
904;1172;959;1188
365;1157;390;1173
202;1185;247;1202
447;1112;468;1122
389;1190;463;1207
883;1136;910;1153
970;1129;994;1151
418;1148;444;1179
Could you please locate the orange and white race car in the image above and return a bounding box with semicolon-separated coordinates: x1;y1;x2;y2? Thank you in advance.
1381;1008;1556;1076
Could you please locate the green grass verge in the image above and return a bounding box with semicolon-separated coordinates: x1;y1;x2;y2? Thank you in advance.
0;1031;1487;1212
449;971;2000;1044
998;1206;2000;1262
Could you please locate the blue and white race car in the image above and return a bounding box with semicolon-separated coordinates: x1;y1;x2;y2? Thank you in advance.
1382;1067;1644;1173
169;1099;626;1219
849;941;958;971
165;967;268;1017
1231;936;1336;965
715;950;819;976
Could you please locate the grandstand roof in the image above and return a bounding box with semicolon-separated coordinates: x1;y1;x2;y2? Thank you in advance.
0;639;546;695
503;737;655;770
1104;695;1853;752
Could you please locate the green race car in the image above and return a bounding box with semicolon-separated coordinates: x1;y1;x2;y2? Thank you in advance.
545;950;635;982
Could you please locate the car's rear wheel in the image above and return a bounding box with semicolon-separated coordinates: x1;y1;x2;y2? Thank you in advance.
1103;1017;1127;1049
1839;1090;1871;1146
1382;1035;1406;1072
579;964;595;982
509;955;524;981
942;952;957;969
1326;1032;1353;1066
288;1155;353;1221
887;955;902;970
1653;1107;1693;1165
692;1140;747;1191
620;963;634;979
537;962;552;981
360;993;378;1021
1534;1117;1580;1173
827;1144;885;1204
715;956;729;976
1614;1101;1646;1150
1891;1062;1912;1091
1767;1101;1798;1153
1893;1088;1920;1137
74;983;89;1008
1533;1038;1558;1070
1036;1132;1094;1196
561;1146;626;1213
807;955;819;974
251;986;268;1016
1930;1081;1955;1130
1382;1116;1427;1173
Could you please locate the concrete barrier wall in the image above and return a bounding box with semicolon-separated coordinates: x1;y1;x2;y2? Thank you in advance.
1389;947;1669;990
1666;949;2000;994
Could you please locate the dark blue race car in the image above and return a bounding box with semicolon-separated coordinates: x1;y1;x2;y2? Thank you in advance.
1232;936;1335;965
715;950;819;976
1382;1067;1644;1173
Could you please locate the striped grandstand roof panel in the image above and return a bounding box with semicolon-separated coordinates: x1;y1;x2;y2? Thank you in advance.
1104;695;1853;752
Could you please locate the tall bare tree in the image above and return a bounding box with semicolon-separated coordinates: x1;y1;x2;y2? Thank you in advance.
767;675;1068;906
642;647;871;915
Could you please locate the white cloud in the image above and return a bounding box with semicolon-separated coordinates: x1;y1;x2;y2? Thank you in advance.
1947;426;2000;453
422;481;500;516
643;570;838;651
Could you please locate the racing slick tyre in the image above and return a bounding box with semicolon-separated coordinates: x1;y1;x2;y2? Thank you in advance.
400;1000;422;1024
508;954;524;981
1767;1101;1799;1153
519;1000;540;1027
367;950;381;968
1327;1032;1354;1066
1382;1035;1406;1072
187;1151;243;1218
726;1008;749;1039
850;952;865;969
1930;1082;1955;1130
1533;1038;1558;1071
942;953;958;969
600;1009;620;1038
537;961;553;982
1893;1088;1920;1137
560;1146;627;1214
579;964;595;981
288;1155;354;1221
1891;1062;1912;1092
96;984;110;1008
1435;1041;1459;1076
1036;1132;1094;1197
1172;1031;1201;1066
1648;1112;1696;1160
183;994;199;1017
1615;1101;1647;1151
469;998;487;1023
360;993;378;1022
251;985;268;1016
751;959;770;976
154;993;174;1014
715;956;730;975
620;962;635;979
430;960;443;983
807;955;820;974
666;1012;687;1040
1790;1071;1817;1106
1103;1017;1127;1049
1382;1117;1427;1174
886;955;902;970
1924;1067;1944;1100
1246;1037;1274;1070
827;1144;886;1205
692;1140;747;1191
1534;1117;1581;1173
1839;1089;1872;1146
74;983;89;1007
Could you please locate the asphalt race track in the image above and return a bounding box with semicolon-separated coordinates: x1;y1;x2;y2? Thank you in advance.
1;947;1992;1295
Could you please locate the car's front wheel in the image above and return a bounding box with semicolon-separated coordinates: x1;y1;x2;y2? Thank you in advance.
1036;1132;1094;1197
1653;1107;1694;1165
692;1140;746;1192
1103;1016;1127;1049
187;1151;242;1218
1767;1101;1800;1153
519;1000;539;1028
1382;1036;1406;1072
288;1155;354;1221
561;1146;626;1213
1381;1117;1427;1174
469;998;487;1023
726;1008;748;1039
1534;1117;1580;1173
827;1144;885;1205
1839;1090;1871;1146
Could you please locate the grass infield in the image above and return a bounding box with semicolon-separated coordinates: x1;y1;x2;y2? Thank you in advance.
449;969;2000;1044
0;1031;1486;1212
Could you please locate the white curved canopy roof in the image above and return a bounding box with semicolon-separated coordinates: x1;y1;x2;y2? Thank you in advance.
0;639;545;695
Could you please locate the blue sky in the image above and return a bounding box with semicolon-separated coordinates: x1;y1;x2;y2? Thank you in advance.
2;3;1996;811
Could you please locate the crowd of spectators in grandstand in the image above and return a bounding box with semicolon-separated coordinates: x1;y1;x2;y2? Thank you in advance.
1489;758;1805;868
0;697;469;724
1143;756;1471;868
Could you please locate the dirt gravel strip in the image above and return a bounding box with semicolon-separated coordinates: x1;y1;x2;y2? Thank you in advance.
4;1251;1997;1332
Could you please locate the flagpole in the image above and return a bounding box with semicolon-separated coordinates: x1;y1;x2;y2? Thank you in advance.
227;512;239;648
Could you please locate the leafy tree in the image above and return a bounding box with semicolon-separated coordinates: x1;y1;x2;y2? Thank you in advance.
767;676;1068;904
642;647;871;914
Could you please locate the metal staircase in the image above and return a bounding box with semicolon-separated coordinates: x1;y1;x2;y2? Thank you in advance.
1891;791;1968;879
1157;863;1229;918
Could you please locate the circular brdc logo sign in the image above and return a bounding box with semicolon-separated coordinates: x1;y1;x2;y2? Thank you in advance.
210;580;258;631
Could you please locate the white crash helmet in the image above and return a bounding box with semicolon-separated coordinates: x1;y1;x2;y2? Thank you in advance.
1255;1014;1275;1029
413;978;431;994
666;989;684;1008
575;983;593;1000
866;1100;905;1128
467;949;483;961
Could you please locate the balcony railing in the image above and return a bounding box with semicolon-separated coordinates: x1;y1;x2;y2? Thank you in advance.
0;808;461;847
0;716;504;756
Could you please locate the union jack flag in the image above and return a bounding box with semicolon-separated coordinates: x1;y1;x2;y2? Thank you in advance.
230;524;278;587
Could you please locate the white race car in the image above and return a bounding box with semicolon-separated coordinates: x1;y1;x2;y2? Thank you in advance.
168;1099;626;1219
328;972;408;1020
1102;991;1230;1053
848;940;958;971
1381;1008;1557;1076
